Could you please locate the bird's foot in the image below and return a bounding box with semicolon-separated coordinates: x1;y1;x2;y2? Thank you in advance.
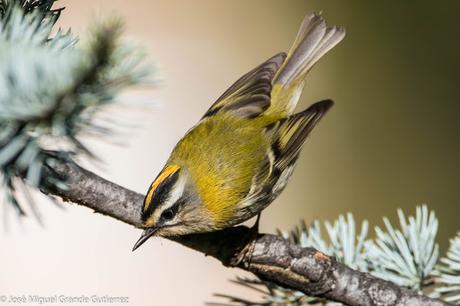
230;214;260;268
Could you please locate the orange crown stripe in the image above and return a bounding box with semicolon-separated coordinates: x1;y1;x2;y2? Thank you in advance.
144;165;180;211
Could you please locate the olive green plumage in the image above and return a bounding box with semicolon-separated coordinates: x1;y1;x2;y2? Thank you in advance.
171;113;269;226
133;13;345;251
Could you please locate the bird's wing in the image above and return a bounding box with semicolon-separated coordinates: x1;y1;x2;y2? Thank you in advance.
269;99;333;170
239;100;333;212
201;53;286;119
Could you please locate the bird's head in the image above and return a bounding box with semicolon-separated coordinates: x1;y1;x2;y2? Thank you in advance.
132;164;211;251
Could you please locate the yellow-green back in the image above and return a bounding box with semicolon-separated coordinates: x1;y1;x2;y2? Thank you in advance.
168;113;271;226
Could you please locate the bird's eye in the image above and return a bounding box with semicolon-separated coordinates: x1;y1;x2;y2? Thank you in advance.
161;208;174;221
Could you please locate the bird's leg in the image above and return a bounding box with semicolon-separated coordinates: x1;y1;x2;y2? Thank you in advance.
245;213;261;267
252;213;261;235
230;214;261;268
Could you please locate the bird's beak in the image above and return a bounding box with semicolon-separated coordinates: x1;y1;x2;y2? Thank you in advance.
132;227;158;252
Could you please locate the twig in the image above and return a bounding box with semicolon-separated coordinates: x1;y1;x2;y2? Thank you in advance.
39;161;452;306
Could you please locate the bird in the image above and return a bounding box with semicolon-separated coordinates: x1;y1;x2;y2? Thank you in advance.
133;13;345;251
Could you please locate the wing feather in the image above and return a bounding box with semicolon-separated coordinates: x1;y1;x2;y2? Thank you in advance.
238;100;333;211
201;53;286;119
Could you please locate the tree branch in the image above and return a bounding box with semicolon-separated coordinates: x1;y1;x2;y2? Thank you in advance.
40;161;452;306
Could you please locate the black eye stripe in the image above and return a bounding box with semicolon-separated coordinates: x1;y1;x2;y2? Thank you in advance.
161;209;174;221
160;198;186;221
142;170;180;221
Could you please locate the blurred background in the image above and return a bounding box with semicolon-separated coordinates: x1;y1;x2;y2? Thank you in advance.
1;0;459;305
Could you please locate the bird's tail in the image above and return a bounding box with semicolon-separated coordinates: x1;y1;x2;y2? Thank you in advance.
270;14;345;116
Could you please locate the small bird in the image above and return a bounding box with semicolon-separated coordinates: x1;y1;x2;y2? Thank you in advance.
133;13;345;251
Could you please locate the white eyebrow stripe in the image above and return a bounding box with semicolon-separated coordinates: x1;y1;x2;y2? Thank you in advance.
161;175;186;211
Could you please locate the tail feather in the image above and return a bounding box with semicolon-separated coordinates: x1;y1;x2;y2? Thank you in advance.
275;14;345;87
290;14;325;52
271;14;345;116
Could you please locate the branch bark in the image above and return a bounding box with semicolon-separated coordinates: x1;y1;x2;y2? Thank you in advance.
40;161;451;306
